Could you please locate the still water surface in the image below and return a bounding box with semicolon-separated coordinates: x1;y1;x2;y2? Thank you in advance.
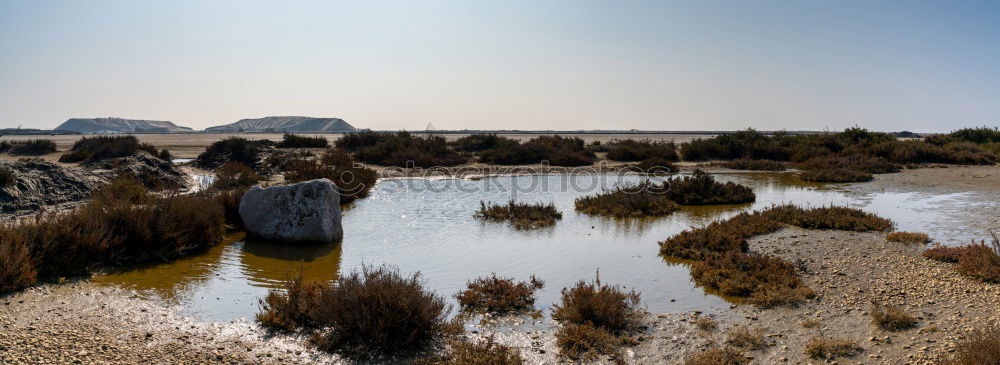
93;173;985;322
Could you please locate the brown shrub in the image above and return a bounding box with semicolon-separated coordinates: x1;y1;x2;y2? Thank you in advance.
695;316;717;332
275;134;329;148
683;348;747;365
554;323;621;361
690;252;814;308
664;170;756;205
725;326;770;350
212;188;247;228
256;273;325;332
552;275;642;334
946;326;1000;365
283;159;378;204
308;265;450;358
60;136;159;163
0;234;35;293
804;337;863;359
886;231;931;244
475;201;562;229
455;274;544;314
764;205;895;232
714;159;786;171
574;182;679;218
924;234;1000;283
799;168;873;182
923;245;968;263
423;336;524;365
870;302;917;331
659;211;784;260
210;162;262;190
0;167;14;187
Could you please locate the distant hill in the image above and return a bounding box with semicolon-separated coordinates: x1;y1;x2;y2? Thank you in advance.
204;116;357;133
55;118;194;134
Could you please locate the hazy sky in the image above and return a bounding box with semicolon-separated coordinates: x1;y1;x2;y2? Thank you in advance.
1;1;998;132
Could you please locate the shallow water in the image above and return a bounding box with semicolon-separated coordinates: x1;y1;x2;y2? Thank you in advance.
93;172;990;323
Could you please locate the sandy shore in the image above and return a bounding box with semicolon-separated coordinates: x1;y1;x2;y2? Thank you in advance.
1;166;998;364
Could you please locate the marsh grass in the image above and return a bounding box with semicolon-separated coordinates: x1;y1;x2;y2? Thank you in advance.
275;133;329;148
475;201;562;229
574;182;678;217
664;170;756;205
870;302;917;331
59;136;162;163
551;274;643;360
695;316;717;332
210;162;262;190
724;326;771;350
419;336;525;365
946;326;1000;365
683;348;747;365
924;233;1000;283
804;337;863;359
886;231;931;244
691;252;815;308
455;274;544;314
554;323;623;361
714;159;786;171
0;139;57;155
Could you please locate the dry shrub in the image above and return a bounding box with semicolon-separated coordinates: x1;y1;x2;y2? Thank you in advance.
455;274;544;314
924;234;1000;283
307;265;450;358
684;348;747;365
695;316;717;331
552;276;643;334
196;137;269;169
210;162;262;190
0;139;57;155
574;182;679;218
764;205;895;232
923;245;968;263
725;326;770;350
256;273;325;332
422;336;524;365
276;133;329;148
605;139;679;162
283;158;378;204
337;131;466;167
870;302;917;331
946;326;1000;365
0;167;14;187
659;211;784;260
799;168;873;182
475;201;562;229
886;231;931;244
555;323;622;360
691;252;815;308
0;233;35;293
804;337;863;359
664;170;756;205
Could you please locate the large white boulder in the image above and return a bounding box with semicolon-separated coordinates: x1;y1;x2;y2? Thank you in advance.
238;179;343;242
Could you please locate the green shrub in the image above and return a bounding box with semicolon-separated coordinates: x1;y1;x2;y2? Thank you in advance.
307;265;451;358
337;131;466;167
478;135;595;167
59;136;159;163
276;133;329;148
605;139;679;162
450;134;519;152
0;139;57;155
574;182;679;217
475;201;562;229
664;170;755;205
455;274;544;314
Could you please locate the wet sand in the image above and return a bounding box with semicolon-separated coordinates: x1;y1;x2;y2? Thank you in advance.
1;166;998;364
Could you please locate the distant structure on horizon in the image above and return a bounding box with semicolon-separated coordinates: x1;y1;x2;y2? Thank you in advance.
54;117;194;134
203;116;357;133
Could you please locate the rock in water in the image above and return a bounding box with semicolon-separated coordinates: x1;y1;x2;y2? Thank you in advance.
238;179;343;242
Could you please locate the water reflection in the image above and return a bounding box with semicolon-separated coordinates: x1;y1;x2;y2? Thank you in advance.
93;172;994;323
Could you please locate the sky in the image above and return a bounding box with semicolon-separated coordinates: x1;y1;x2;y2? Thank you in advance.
1;0;998;132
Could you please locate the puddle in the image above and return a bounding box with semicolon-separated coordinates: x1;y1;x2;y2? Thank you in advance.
92;172;995;322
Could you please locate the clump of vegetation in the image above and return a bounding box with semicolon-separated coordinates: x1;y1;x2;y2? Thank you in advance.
574;182;679;217
886;231;931;244
420;337;525;365
797;155;900;182
870;302;917;331
197;137;270;170
683;348;747;365
551;275;643;360
59;136;161;163
659;211;784;260
475;201;562;229
0;139;57;155
0;167;15;188
945;326;1000;365
604;139;679;162
0;177;228;294
450;134;519;152
799;168;873;182
635;157;679;174
714;159;786;171
924;233;1000;283
258;265;451;358
804;336;863;359
336;131;466;167
691;252;815;308
275;133;329;148
455;274;544;314
724;326;771;350
478;135;595;167
664;170;755;205
695;316;717;331
210;162;262;190
282;156;378;204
